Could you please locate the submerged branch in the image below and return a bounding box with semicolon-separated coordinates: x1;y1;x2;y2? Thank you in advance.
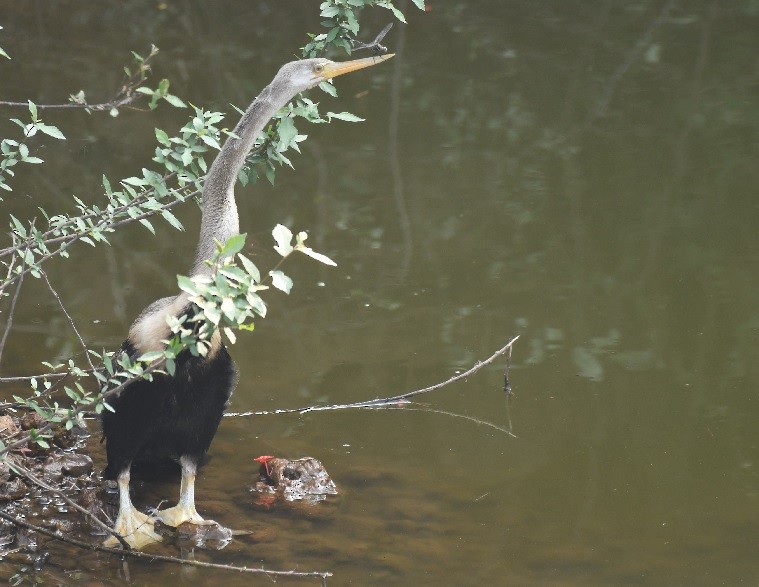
7;457;131;550
0;510;332;583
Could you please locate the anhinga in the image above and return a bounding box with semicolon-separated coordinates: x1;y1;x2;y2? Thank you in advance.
101;54;393;548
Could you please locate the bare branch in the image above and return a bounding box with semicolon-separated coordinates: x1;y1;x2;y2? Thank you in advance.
0;93;140;112
0;47;161;113
225;336;520;418
40;269;96;373
0;371;82;383
0;257;25;368
0;252;17;302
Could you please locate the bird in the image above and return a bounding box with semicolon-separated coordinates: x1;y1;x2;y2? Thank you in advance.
101;53;394;548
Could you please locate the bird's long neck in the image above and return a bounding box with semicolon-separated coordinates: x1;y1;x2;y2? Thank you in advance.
190;79;292;277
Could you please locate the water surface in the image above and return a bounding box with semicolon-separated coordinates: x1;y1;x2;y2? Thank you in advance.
1;1;758;584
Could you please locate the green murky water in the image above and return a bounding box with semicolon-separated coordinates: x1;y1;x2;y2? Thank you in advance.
1;1;758;584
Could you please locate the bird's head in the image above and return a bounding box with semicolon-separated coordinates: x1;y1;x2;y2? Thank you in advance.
275;54;394;93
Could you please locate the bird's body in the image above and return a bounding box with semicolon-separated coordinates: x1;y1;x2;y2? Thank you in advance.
101;54;393;549
102;334;236;480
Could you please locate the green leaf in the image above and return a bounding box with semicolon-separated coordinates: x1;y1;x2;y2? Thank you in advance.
37;123;66;140
103;353;114;375
164;94;187;108
9;215;26;237
122;176;147;186
320;5;340;17
177;275;199;295
137;351;164;363
161;209;184;231
221;233;246;257
264;162;276;185
410;0;425;9
139;218;155;234
345;10;359;34
319;81;338;97
295;244;337;266
220;296;236;319
200;134;222;150
238;254;261;283
272;224;294;256
386;3;407;22
276;116;297;152
204;305;221;325
218;266;246;282
155;128;170;146
269;270;293;294
28;100;38;122
327;111;364;122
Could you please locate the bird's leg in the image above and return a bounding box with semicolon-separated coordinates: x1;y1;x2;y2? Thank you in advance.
104;468;162;549
157;456;216;527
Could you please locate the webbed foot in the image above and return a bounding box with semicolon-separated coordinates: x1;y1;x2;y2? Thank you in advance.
104;508;162;549
157;503;216;527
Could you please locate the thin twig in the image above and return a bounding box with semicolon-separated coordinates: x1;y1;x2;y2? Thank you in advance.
225;336;520;417
0;188;199;289
0;252;17;302
0;371;79;383
0;258;25;369
0;510;331;583
7;457;131;550
0;170;180;258
40;269;96;373
0;49;160;112
503;339;513;396
0;94;140;111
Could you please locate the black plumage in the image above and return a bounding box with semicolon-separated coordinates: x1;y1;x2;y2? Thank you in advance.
102;337;237;483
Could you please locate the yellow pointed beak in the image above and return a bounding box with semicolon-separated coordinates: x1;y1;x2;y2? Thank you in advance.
320;54;395;80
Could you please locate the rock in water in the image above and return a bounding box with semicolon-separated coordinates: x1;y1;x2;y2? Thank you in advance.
253;456;337;503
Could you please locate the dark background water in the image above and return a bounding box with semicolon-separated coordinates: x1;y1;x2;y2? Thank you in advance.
1;1;758;584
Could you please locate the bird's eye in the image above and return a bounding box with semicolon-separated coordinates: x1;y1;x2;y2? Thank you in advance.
313;63;324;74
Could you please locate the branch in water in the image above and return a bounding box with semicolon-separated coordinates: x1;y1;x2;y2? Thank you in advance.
0;510;332;583
224;336;520;433
7;457;131;550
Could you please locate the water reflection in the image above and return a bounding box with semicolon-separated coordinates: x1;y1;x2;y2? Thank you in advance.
1;0;758;584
